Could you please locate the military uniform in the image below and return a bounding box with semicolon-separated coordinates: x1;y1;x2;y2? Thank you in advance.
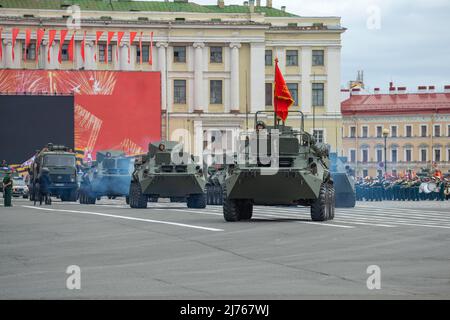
2;174;13;207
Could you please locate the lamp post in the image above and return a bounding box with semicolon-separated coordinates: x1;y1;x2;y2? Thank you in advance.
382;128;390;176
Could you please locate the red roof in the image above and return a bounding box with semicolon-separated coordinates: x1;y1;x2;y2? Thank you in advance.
341;93;450;116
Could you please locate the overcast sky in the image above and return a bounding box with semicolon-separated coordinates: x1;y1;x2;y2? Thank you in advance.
192;0;450;92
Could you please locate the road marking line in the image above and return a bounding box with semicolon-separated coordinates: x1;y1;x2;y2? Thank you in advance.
21;206;224;232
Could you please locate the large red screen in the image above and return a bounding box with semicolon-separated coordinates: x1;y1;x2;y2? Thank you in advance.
0;70;161;158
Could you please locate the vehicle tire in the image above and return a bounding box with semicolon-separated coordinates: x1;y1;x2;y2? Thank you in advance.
129;181;148;209
239;201;253;220
311;183;330;222
187;193;207;209
223;185;242;222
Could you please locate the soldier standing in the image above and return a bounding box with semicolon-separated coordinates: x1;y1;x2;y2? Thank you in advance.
2;172;13;207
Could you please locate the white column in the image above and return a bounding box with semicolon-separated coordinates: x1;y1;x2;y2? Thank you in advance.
4;40;14;68
0;39;5;68
250;42;265;113
193;42;205;113
119;43;132;70
326;46;341;114
157;42;168;111
301;47;312;114
230;42;241;113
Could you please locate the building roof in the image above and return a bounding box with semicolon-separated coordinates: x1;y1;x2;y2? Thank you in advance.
341;93;450;116
0;0;298;17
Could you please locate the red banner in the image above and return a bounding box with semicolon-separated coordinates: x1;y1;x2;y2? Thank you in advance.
11;28;20;61
36;29;45;64
94;31;103;62
0;28;2;61
58;29;68;64
274;58;294;121
81;31;86;63
149;32;154;65
106;31;115;63
68;32;75;62
116;31;124;61
0;70;161;157
128;31;137;64
24;29;31;62
48;30;57;63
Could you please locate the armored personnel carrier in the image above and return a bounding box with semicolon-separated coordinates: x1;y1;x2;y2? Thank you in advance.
79;150;133;205
28;143;78;202
222;111;335;222
330;153;356;208
129;141;207;209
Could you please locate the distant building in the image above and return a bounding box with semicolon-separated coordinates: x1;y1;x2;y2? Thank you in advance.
0;0;346;155
341;85;450;177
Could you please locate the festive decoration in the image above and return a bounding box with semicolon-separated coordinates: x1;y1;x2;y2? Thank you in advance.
81;30;86;63
149;32;154;65
47;30;57;63
106;31;115;63
11;28;20;61
68;31;75;62
58;29;68;63
128;31;137;64
94;31;103;62
24;29;31;62
36;29;45;64
116;31;124;61
0;28;3;62
273;58;294;121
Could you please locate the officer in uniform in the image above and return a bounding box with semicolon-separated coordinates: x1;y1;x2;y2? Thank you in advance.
256;121;266;132
2;171;13;207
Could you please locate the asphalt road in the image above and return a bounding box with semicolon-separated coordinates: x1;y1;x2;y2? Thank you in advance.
1;197;449;299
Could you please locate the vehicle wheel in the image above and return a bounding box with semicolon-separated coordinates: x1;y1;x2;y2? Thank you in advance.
129;181;148;209
311;183;331;222
239;201;253;220
223;185;252;222
187;193;206;209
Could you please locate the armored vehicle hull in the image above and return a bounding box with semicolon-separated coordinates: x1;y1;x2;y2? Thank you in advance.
129;141;207;209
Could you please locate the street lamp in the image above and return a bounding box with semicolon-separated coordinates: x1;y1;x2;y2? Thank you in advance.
382;128;390;176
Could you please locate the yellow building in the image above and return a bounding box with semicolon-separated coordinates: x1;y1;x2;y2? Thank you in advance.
342;86;450;178
0;0;345;156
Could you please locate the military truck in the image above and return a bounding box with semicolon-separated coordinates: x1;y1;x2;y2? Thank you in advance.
129;141;207;209
222;111;335;222
330;153;356;208
79;150;133;205
28;143;78;202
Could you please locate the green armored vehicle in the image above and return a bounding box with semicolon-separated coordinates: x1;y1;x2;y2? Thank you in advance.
222;111;335;222
330;153;356;208
79;150;133;204
129;141;207;209
28;143;78;202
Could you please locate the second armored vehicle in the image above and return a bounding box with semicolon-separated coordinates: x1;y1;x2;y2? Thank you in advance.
330;153;356;208
79;150;133;204
222;111;335;222
129;141;207;209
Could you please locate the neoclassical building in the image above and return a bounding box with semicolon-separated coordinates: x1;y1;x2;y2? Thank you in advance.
0;0;345;156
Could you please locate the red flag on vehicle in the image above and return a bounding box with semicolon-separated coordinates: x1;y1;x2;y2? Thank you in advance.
273;58;294;122
11;28;20;61
24;29;31;62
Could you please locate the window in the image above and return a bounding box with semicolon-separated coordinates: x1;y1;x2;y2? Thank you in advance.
362;126;368;138
405;149;412;162
265;83;272;106
405;125;412;137
391;126;397;138
362;149;369;163
391;149;398;163
363;169;369;178
312;83;324;107
313;130;324;143
136;45;150;62
434;125;441;137
421;125;427;137
434;149;441;162
312;50;324;66
23;43;36;60
210;80;223;104
61;44;69;61
421;149;427;162
265;50;273;66
173;46;186;63
173;80;186;104
210;47;223;63
350;150;356;163
286;50;298;66
376;126;382;138
99;44;112;62
287;83;298;106
350;126;356;138
376;149;383;163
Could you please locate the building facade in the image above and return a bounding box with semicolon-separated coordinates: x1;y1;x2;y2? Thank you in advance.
0;0;345;157
342;86;450;178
